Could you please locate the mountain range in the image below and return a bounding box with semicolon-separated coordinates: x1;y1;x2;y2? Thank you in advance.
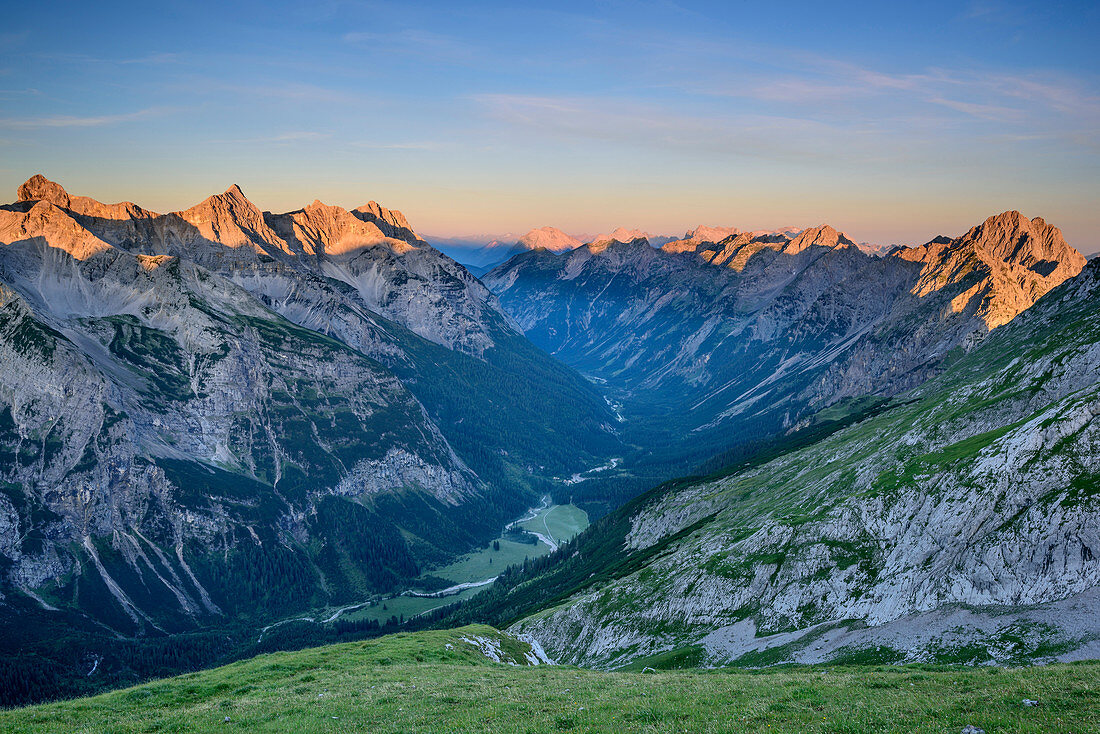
483;212;1085;511
437;227;584;275
436;224;883;277
434;225;694;276
488;255;1100;667
2;174;1096;705
0;176;620;691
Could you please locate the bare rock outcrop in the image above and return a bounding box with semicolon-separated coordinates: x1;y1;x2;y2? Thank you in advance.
516;226;582;252
899;211;1087;328
783;224;857;254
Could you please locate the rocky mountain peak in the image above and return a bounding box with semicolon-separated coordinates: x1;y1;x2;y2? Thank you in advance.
516;226;581;252
896;210;1086;328
223;183;248;200
587;235;653;258
591;227;650;246
960;210;1084;274
352;200;422;246
661;239;704;255
0;198;115;260
15;174;154;223
357;200;411;231
684;225;741;244
188;184;260;217
784;224;856;255
660;228;799;270
275;198;416;257
295;198;348;221
983;209;1028;229
17;174;71;208
176;183;285;252
901;211;1085;278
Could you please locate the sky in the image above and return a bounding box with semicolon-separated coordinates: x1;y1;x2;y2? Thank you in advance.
1;0;1098;252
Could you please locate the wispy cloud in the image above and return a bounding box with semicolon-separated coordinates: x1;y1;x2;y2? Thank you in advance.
24;51;184;67
473;62;1100;172
0;30;29;46
961;0;1029;25
638;39;1099;144
926;96;1024;122
545;20;1097;143
342;28;478;64
177;80;364;105
0;107;169;129
210;131;332;144
117;52;182;65
350;140;442;150
473;93;895;164
0;87;41;100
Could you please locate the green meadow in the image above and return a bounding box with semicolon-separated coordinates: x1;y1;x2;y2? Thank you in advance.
5;626;1097;734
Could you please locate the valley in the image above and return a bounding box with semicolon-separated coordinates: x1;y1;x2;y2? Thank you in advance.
461;257;1100;669
1;173;1097;712
0;176;614;705
259;497;589;635
3;1;1098;727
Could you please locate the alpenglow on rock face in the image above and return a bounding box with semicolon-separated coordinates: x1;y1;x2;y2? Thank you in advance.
681;224;742;244
436;226;584;275
897;210;1086;329
516;226;582;253
0;176;618;649
589;227;676;248
14;176;506;354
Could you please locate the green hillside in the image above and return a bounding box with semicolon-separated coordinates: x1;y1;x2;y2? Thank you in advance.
3;626;1098;733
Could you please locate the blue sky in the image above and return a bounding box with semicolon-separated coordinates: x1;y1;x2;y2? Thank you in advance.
1;0;1097;251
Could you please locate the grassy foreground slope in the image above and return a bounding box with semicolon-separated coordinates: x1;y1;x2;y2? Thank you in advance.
3;627;1099;733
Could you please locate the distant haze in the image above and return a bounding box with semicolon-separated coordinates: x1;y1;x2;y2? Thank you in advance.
1;1;1097;254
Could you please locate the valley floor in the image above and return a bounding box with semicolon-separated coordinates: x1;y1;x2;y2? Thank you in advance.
4;626;1098;733
257;499;588;635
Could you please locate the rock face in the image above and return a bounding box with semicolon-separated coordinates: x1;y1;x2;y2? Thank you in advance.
517;226;581;253
590;227;676;248
510;259;1100;667
15;177;508;356
437;226;583;275
0;237;468;632
274;200;415;257
0;200;116;261
0;176;618;646
682;225;742;244
356;200;416;238
783;224;857;254
898;211;1086;328
17;174;72;208
177;184;288;254
483;213;1086;505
